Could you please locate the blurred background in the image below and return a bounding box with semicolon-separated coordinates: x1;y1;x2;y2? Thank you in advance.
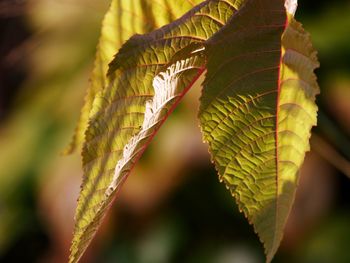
1;0;350;262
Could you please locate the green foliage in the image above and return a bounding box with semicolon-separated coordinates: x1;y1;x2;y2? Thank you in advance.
69;0;319;262
65;0;205;154
200;1;319;260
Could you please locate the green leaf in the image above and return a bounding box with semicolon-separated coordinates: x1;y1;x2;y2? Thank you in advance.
65;0;205;154
69;1;244;262
70;0;320;261
199;0;319;262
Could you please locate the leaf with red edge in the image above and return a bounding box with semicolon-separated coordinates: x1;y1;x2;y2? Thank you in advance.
69;1;244;261
199;0;319;261
65;0;205;154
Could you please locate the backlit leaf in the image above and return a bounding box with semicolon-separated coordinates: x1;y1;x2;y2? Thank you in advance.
65;0;204;154
69;1;244;262
70;0;319;262
199;0;319;261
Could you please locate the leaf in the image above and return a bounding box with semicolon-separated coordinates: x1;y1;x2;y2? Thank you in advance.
199;0;319;262
69;1;244;262
65;0;205;154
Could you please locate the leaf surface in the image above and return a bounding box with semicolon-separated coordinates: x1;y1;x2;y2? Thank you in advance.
69;1;244;262
65;0;205;154
70;0;320;262
199;0;319;261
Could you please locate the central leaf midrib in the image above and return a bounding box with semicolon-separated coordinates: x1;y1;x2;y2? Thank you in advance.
269;12;289;259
